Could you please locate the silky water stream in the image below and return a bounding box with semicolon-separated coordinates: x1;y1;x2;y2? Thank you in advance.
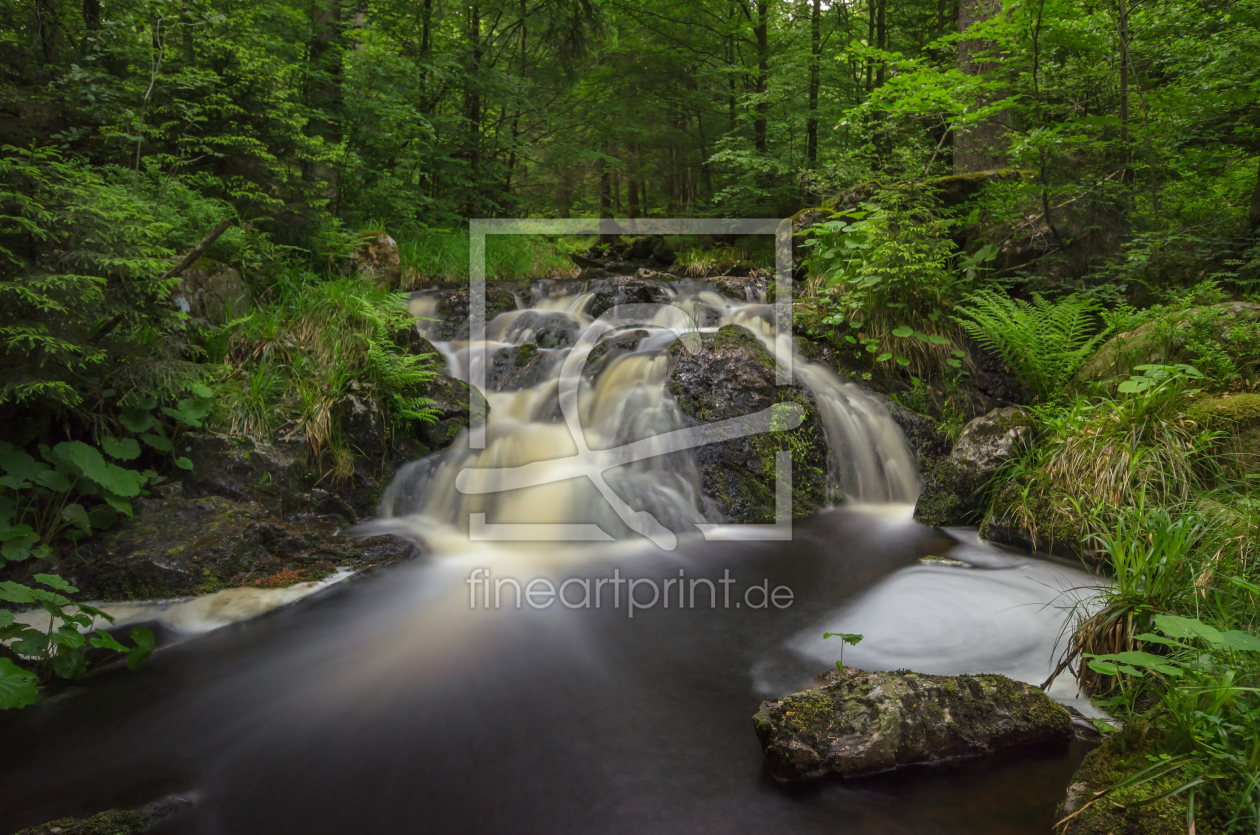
0;278;1101;834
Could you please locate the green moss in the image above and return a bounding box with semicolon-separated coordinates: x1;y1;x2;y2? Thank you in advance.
1058;731;1193;835
15;809;149;835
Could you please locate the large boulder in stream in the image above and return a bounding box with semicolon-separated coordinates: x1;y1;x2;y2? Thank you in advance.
585;276;669;319
914;406;1034;528
666;325;830;522
753;668;1072;781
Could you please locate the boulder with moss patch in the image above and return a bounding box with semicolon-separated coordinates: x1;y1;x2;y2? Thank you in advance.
1187;393;1260;475
173;259;250;325
14;797;185;835
1078;302;1260;383
666;325;830;522
349;231;402;288
753;667;1072;781
1055;731;1197;835
915;406;1034;527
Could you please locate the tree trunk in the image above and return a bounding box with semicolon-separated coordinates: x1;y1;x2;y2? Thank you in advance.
1250;156;1260;233
807;0;820;168
955;0;1008;173
599;152;612;218
875;0;887;87
753;0;769;155
865;0;875;92
465;2;482;214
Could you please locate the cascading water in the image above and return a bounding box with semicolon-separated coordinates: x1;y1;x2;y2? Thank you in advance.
376;277;920;551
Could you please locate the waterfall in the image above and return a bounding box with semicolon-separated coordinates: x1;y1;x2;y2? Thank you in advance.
375;278;919;552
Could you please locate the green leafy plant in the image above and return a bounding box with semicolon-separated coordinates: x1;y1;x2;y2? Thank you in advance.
955;291;1109;401
824;631;864;671
0;574;154;709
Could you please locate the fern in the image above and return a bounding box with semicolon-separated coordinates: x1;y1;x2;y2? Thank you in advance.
954;291;1109;401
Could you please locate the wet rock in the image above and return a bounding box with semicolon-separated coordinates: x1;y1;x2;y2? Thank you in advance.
586;276;670;319
408;373;488;454
915;406;1034;527
885;401;952;467
334;394;388;461
422;286;520;340
349;231;402;288
173;260;250;325
667;325;830;523
487;342;555;390
70;494;353;600
753;668;1072;781
585;328;649;376
712;274;773;303
178;435;312;515
570;251;605;270
1055;732;1190;835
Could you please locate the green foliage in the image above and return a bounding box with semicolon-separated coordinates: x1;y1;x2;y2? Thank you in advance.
397;231;586;285
955;291;1108;401
824;631;864;670
800;189;967;379
0;574;153;709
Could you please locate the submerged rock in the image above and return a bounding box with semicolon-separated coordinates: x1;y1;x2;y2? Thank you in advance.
753;668;1072;781
487;342;555;390
915;406;1034;527
667;325;829;522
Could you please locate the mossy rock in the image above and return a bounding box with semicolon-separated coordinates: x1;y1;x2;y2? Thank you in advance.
14;798;183;835
667;325;830;522
1077;302;1260;383
754;667;1071;781
915;407;1033;528
1056;731;1208;835
1187;393;1260;475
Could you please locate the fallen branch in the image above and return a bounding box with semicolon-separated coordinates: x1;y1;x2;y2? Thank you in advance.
161;217;234;280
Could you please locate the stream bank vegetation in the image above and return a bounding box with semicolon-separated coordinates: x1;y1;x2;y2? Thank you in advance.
0;0;1259;826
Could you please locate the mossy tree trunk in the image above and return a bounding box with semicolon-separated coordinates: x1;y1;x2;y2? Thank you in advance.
955;0;1008;173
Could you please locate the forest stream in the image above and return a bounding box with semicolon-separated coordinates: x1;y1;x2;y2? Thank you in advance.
0;278;1103;834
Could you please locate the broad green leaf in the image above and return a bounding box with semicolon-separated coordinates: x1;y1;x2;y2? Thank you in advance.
824;632;864;645
895;356;911;367
119;408;154;434
104;464;147;497
174;457;193;471
62;503;90;531
1218;631;1260;652
1154;614;1224;644
1;535;35;562
0;610;11;629
0;450;49;481
875;352;892;362
101;494;133;517
190;383;214;399
0;580;36;603
946;358;962;368
89;631;128;653
35;574;78;594
87;507;118;530
1134;633;1190;649
891;325;914;338
139;433;172;453
35;469;72;492
50;648;87;680
48;625;86;650
102;436;141;461
127;627;155;669
0;658;39;709
54;441;112;490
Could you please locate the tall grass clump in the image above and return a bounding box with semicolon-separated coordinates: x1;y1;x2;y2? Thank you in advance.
209;274;436;462
396;230;586;285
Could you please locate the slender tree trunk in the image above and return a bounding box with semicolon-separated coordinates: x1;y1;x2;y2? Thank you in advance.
1250;156;1260;233
464;2;482;213
955;0;1008;172
753;0;769;155
1118;0;1130;178
599;150;612;218
806;0;820;168
37;0;57;63
875;0;886;87
865;0;875;92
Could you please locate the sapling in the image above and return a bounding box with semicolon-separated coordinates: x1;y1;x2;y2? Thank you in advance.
824;632;864;671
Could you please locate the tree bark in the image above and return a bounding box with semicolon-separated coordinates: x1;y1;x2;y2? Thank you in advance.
807;0;820;168
875;0;886;87
955;0;1008;172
